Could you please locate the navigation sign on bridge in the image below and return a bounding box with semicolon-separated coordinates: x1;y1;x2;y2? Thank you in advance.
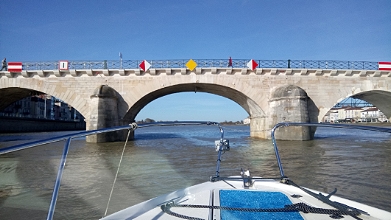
378;62;391;71
247;59;258;70
139;60;151;71
59;60;69;70
186;59;197;71
7;62;23;72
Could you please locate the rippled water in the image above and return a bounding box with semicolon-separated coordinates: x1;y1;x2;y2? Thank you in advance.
0;124;390;219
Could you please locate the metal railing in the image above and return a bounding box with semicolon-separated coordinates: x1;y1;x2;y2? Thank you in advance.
271;122;391;178
19;59;379;71
0;121;223;220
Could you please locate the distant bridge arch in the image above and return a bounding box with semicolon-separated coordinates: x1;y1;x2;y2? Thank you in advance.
123;83;265;123
318;89;391;121
351;90;391;115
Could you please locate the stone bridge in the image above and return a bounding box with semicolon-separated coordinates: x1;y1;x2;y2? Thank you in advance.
1;60;390;142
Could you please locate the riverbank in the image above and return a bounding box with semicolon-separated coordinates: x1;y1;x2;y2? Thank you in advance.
331;122;391;127
0;116;85;132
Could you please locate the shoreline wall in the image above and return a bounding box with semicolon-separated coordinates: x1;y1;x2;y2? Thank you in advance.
0;116;86;133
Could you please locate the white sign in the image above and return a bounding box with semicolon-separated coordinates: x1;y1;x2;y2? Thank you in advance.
59;60;69;70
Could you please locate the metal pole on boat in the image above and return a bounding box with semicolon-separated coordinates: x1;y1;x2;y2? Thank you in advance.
271;124;286;178
215;125;224;178
215;150;222;178
213;125;229;179
47;137;72;220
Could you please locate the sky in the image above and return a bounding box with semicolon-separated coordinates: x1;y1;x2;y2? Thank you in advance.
1;0;390;122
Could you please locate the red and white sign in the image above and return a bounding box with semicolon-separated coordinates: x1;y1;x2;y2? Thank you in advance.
139;60;151;71
378;62;391;71
247;59;258;70
8;62;23;72
59;60;69;70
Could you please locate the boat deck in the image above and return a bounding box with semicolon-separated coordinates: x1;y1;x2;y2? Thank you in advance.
102;177;390;220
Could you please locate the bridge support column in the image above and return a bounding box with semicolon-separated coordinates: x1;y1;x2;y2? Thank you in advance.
269;85;312;140
250;116;269;139
86;85;130;142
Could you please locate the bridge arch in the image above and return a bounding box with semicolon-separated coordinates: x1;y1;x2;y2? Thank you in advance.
0;79;89;118
318;89;391;121
352;90;391;118
122;83;265;122
0;87;40;110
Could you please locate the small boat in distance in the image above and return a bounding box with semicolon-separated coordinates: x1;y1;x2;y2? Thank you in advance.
1;122;390;219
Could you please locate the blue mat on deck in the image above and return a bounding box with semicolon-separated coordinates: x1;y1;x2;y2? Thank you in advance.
219;190;303;220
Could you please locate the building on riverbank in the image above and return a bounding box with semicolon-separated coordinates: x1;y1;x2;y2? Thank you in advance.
323;106;388;123
0;95;83;122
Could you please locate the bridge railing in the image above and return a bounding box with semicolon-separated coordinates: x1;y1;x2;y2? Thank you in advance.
288;60;378;70
20;59;379;71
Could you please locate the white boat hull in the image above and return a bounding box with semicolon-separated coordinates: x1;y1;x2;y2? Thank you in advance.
101;176;391;220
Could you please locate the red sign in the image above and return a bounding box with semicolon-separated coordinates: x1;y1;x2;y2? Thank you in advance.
139;60;151;71
8;62;23;72
247;59;258;70
378;62;391;71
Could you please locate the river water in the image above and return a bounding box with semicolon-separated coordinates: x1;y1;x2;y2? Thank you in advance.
0;124;390;219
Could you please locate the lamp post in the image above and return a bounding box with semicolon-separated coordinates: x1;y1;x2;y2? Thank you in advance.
119;52;123;69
